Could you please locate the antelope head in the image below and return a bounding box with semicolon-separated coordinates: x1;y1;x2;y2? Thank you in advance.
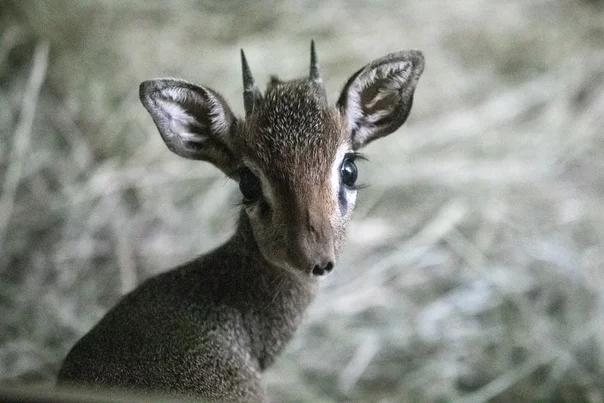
139;42;424;278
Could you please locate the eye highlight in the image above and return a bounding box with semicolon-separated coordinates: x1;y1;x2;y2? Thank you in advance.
238;167;262;203
340;154;358;188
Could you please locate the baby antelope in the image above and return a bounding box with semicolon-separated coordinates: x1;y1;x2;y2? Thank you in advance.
57;42;424;402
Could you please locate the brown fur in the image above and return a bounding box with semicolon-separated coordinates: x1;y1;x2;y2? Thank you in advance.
237;80;348;275
58;212;316;402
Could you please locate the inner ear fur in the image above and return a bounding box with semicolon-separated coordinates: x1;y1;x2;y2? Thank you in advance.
139;79;239;176
337;50;425;149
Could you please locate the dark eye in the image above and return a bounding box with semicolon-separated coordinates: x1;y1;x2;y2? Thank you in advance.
238;167;262;203
340;158;358;188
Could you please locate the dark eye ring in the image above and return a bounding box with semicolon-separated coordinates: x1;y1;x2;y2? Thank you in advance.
340;157;358;188
238;167;262;203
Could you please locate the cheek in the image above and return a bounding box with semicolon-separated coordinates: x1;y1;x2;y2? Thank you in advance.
245;207;288;260
245;208;272;248
338;186;357;215
331;197;354;257
245;196;277;241
331;187;356;235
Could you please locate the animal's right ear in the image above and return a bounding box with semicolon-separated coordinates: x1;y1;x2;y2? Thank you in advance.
139;79;238;175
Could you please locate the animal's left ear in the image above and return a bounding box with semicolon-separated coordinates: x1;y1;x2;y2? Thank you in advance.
337;50;424;150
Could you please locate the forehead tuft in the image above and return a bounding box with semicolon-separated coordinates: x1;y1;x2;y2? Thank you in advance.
240;80;344;182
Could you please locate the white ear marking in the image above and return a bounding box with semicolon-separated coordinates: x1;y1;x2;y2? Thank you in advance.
155;87;230;139
204;91;231;136
140;79;238;171
344;60;413;134
155;98;206;140
338;50;424;149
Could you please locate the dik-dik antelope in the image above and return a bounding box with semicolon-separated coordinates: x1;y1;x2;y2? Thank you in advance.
57;42;424;402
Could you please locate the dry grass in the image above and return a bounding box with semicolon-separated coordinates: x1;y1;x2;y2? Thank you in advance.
2;0;604;401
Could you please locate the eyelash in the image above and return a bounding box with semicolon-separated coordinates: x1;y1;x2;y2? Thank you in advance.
344;152;367;163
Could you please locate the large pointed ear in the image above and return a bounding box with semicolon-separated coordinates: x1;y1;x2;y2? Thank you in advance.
139;79;239;175
337;50;424;150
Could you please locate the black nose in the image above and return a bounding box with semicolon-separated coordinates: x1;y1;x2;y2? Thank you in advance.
312;261;334;277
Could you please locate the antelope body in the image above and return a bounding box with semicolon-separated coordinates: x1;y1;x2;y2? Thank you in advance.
57;42;424;402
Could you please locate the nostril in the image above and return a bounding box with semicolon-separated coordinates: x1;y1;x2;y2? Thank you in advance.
312;265;325;276
312;261;334;277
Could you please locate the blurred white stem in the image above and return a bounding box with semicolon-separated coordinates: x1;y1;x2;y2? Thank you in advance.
453;355;551;403
338;334;380;394
0;41;49;248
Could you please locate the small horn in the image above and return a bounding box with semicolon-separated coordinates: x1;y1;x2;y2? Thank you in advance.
309;40;327;105
241;49;262;116
309;40;321;83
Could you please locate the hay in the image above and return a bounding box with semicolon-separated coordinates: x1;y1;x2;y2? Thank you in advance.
2;0;604;401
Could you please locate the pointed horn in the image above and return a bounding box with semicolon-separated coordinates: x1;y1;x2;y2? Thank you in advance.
241;49;262;116
309;40;327;105
309;40;321;83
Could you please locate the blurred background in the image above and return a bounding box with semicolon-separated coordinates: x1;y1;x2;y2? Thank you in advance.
2;0;604;401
